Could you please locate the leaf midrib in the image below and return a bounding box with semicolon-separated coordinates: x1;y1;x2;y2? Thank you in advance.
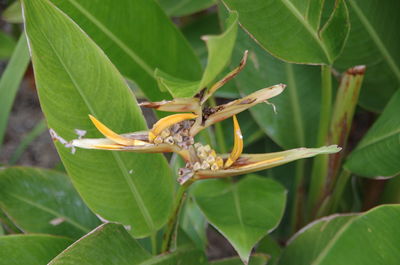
349;0;400;81
310;217;355;265
279;0;332;63
7;192;89;233
35;20;155;232
355;128;400;152
66;0;155;78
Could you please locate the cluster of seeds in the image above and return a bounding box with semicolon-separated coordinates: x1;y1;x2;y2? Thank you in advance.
192;142;224;171
152;120;195;149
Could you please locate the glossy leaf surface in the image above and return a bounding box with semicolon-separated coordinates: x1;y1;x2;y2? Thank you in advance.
193;175;286;263
0;167;100;239
158;0;216;17
50;223;208;265
51;0;202;101
279;205;400;265
335;0;400;111
22;0;173;237
345;90;400;177
231;29;321;149
222;0;350;64
0;234;72;265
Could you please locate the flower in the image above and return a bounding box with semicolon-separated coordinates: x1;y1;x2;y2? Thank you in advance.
72;51;341;184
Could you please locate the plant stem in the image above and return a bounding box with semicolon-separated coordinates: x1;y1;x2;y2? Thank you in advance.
161;182;191;252
306;65;332;219
327;169;352;214
290;160;305;233
150;232;157;255
208;97;227;153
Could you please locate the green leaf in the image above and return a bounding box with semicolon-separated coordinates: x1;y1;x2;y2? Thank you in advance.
0;167;101;239
180;196;207;250
49;223;208;265
0;31;17;59
345;90;400;177
231;29;321;149
334;0;400;111
193;175;286;264
0;34;30;149
49;223;151;264
211;254;269;265
222;0;350;64
257;236;281;265
0;234;72;265
156;11;238;98
158;0;216;17
21;0;174;237
2;1;23;23
279;205;400;265
50;0;201;101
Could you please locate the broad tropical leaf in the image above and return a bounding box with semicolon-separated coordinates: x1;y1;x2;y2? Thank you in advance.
51;0;202;101
158;0;216;17
222;0;350;64
193;175;286;263
335;0;400;111
345;90;400;177
0;234;72;265
279;205;400;265
22;0;173;237
0;167;100;239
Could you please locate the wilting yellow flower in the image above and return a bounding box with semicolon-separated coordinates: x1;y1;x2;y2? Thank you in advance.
72;51;341;184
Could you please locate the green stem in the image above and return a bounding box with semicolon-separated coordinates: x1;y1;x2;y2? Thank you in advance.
327;169;351;214
161;182;191;252
150;232;157;255
306;65;332;219
290;160;305;233
208;97;227;153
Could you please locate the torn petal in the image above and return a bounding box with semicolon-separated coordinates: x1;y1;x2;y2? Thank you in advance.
196;145;341;179
139;97;201;113
201;50;249;104
192;84;286;135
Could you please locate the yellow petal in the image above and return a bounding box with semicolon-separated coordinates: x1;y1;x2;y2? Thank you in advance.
149;113;197;142
89;115;147;146
196;145;341;179
224;115;243;168
201;50;248;104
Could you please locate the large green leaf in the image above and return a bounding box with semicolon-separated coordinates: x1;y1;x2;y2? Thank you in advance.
21;0;173;237
231;29;321;149
222;0;350;64
0;234;72;265
279;205;400;265
335;0;400;111
156;11;238;98
0;34;30;149
49;223;208;265
345;90;400;177
158;0;216;17
50;0;202;101
193;175;286;264
2;1;23;24
49;224;150;264
0;167;100;239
